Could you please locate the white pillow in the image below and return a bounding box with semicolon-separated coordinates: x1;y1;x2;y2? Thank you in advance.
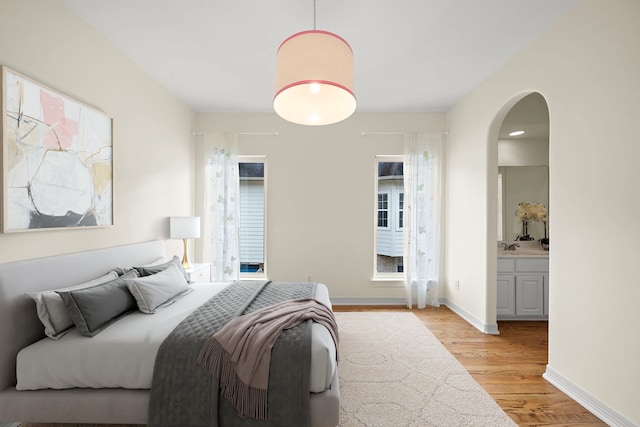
26;271;119;339
125;263;190;314
141;256;169;267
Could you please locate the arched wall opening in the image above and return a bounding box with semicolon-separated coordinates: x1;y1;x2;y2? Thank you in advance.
486;90;550;331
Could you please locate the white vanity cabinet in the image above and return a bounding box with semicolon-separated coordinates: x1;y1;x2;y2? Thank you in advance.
497;258;516;316
497;256;549;320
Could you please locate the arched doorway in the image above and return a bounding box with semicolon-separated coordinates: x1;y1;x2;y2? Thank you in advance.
489;92;550;328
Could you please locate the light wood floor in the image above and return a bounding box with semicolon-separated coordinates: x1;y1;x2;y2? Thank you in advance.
334;305;607;427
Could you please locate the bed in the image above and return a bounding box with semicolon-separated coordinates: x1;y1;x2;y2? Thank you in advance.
0;240;340;426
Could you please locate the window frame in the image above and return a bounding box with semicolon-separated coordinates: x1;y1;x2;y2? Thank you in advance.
373;155;405;282
238;155;268;280
398;192;404;229
377;193;389;228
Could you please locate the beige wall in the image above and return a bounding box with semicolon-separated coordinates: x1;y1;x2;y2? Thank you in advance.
0;0;195;262
195;112;446;301
446;0;640;423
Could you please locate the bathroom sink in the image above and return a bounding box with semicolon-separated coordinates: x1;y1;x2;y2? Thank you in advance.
498;248;547;256
497;241;548;256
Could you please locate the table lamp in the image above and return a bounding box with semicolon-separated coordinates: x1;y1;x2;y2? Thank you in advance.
169;216;201;269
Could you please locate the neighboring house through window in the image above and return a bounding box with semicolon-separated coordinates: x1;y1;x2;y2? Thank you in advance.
239;158;266;277
375;158;404;276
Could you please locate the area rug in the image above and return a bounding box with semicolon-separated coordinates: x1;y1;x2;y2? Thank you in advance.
18;312;516;427
335;312;516;427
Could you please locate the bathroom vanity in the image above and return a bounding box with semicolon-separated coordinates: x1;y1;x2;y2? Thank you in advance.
497;242;549;320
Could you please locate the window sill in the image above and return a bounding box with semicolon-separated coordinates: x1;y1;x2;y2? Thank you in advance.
371;274;405;287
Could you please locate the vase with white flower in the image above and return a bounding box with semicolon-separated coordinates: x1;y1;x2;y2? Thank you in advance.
515;202;548;244
539;209;549;249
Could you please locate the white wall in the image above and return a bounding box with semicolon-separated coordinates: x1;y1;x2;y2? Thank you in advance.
195;112;445;301
446;0;640;423
0;0;195;263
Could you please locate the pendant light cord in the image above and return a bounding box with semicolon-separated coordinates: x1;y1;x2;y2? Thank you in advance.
313;0;317;30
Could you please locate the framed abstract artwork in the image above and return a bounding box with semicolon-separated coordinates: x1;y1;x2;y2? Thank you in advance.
1;67;113;232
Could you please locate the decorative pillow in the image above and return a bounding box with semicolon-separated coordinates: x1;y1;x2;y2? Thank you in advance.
111;256;169;276
57;269;139;337
134;255;188;282
125;264;190;314
142;256;169;266
26;271;119;339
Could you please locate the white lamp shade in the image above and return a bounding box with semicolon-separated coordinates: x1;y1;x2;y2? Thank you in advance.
169;217;201;239
274;30;356;126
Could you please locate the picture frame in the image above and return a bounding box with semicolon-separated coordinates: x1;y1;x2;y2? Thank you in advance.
1;66;113;232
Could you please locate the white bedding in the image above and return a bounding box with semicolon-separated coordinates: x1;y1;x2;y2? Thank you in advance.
16;282;337;393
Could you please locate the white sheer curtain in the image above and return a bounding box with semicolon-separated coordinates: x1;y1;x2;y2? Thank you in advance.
403;132;444;308
202;133;240;282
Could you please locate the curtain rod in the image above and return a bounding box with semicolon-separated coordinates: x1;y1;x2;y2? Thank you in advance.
192;132;279;136
361;131;407;136
361;131;449;136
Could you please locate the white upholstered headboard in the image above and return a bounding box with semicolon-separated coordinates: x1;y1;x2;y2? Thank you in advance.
0;240;166;391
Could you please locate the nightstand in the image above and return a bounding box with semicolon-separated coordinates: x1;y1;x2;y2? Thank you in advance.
185;263;211;283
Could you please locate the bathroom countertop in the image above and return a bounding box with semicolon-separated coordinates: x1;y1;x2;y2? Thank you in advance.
497;250;548;257
497;241;548;257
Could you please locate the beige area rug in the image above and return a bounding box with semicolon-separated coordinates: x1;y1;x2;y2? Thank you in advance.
336;312;517;427
19;312;516;427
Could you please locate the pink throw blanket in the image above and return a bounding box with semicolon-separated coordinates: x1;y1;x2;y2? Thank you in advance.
197;298;338;419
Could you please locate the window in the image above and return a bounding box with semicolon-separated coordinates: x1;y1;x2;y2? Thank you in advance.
398;193;404;229
377;193;389;227
375;158;404;276
239;158;266;278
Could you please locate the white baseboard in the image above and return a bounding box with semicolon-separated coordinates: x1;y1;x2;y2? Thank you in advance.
543;365;638;427
331;297;500;334
439;298;500;335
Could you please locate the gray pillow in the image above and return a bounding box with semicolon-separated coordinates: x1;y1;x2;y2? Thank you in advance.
57;269;139;337
26;271;120;339
135;255;188;282
125;263;190;314
111;256;169;276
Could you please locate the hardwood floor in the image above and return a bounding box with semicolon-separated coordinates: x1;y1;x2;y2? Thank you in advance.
334;305;607;427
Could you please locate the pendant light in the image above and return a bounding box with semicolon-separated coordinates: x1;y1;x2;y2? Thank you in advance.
273;0;356;126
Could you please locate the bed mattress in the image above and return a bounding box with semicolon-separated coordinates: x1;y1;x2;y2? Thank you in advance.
16;281;337;393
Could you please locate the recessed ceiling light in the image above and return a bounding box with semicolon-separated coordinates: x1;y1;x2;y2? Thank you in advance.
509;130;525;136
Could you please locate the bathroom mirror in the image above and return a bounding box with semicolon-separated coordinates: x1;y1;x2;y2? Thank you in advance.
497;93;549;241
499;166;548;240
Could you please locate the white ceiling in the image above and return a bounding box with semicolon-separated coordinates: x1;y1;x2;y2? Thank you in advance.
62;0;578;114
